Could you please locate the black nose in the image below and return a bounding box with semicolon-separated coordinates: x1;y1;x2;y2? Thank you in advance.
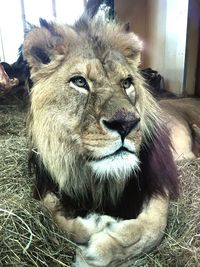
102;117;140;142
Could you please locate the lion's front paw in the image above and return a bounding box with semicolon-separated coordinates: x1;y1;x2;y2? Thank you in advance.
75;231;124;267
73;253;93;267
73;218;164;267
72;214;117;245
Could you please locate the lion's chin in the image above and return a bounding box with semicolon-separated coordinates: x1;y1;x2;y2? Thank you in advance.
88;151;140;180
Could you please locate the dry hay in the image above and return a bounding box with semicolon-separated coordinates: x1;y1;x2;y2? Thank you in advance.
0;103;75;267
0;101;200;267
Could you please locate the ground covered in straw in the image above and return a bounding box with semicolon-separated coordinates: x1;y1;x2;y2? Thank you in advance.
0;99;200;267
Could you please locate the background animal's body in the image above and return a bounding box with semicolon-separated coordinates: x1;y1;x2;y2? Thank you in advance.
24;17;200;266
160;98;200;159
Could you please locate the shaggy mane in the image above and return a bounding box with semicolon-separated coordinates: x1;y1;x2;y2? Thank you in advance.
26;17;179;220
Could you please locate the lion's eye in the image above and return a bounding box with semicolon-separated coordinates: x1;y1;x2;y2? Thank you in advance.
70;76;89;90
122;77;133;89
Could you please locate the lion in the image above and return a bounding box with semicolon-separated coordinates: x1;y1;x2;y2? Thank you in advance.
23;17;200;267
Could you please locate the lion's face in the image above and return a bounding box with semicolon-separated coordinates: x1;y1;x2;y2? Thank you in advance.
25;19;160;195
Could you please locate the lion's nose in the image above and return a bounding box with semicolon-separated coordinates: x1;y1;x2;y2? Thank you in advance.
102;109;140;142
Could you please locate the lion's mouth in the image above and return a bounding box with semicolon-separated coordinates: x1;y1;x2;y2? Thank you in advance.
95;147;135;162
88;146;140;178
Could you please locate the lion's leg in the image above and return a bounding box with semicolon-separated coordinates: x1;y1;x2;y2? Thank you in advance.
42;192;117;245
75;195;169;267
170;120;195;160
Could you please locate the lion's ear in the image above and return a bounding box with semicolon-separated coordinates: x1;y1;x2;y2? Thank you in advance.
109;26;143;66
121;32;143;66
23;19;76;78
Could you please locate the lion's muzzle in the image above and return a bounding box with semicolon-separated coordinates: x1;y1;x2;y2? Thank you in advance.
101;108;140;142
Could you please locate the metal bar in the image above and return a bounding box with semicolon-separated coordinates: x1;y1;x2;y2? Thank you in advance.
20;0;26;35
0;28;5;62
52;0;57;19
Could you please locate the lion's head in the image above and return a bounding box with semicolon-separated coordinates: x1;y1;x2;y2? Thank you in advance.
24;18;177;212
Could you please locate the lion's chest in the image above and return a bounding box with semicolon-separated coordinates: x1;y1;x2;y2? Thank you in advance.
60;177;146;219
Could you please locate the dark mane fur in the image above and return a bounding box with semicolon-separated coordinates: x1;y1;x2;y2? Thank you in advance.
29;124;179;220
140;125;179;199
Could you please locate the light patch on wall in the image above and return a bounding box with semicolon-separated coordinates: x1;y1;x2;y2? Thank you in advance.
56;0;84;24
23;0;53;25
164;0;189;95
0;0;84;63
0;0;24;63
